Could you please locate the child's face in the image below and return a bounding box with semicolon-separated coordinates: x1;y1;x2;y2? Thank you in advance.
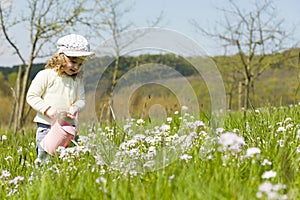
64;56;85;76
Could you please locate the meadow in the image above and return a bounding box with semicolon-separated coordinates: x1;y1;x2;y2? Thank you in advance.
1;104;300;200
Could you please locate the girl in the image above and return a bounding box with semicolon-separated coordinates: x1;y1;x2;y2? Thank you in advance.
26;34;94;161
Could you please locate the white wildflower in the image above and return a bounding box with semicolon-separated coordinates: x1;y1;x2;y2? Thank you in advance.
189;132;198;139
6;188;17;197
148;146;156;154
1;135;7;141
216;127;224;134
143;160;155;168
161;124;170;132
136;119;145;125
0;170;10;179
34;158;42;165
29;142;35;147
133;134;146;141
277;140;284;147
194;120;205;128
120;142;128;150
218;132;245;154
286;124;293;130
94;155;104;166
262;170;276;179
272;183;287;191
261;159;272;166
246;122;250;132
77;136;89;144
168;174;175;183
276;127;285;133
123;124;131;131
4;156;13;161
245;147;261;158
232;128;239;133
100;169;106;175
129;170;138;176
256;181;287;200
207;155;213;160
180;154;192;162
128;139;138;147
9;176;24;185
258;181;273;192
181;105;188;110
28;172;34;184
166;117;172;122
96;177;107;185
283;117;292;124
17;147;23;154
184;113;190;117
129;147;139;155
297;129;300;139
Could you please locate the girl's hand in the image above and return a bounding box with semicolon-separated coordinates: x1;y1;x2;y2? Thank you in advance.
44;107;58;119
67;106;78;119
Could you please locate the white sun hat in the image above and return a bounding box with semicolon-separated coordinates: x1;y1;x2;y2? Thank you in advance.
56;34;95;57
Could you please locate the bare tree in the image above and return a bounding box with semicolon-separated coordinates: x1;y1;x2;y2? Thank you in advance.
0;0;103;132
191;0;292;110
94;0;163;123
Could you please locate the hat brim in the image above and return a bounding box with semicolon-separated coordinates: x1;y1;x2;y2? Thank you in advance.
61;50;95;57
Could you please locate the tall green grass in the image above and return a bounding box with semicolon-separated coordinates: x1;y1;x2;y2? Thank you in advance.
1;105;300;199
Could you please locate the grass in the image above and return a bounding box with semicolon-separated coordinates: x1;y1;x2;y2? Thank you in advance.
1;104;300;199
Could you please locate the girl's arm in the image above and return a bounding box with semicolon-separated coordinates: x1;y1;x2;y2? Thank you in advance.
67;78;85;119
26;70;52;115
69;79;85;116
71;78;86;111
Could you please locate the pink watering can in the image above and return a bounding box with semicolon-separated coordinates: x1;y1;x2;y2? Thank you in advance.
40;112;78;156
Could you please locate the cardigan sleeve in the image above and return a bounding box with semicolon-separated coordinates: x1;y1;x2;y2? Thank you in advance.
26;69;52;114
72;78;86;111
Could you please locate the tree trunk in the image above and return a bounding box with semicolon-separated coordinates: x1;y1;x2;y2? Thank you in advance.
104;53;120;123
227;93;232;110
17;64;32;129
238;81;243;111
12;65;22;133
8;99;15;128
244;78;251;110
227;82;235;110
244;83;249;110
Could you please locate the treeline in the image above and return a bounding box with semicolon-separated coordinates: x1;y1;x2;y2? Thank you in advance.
0;49;299;126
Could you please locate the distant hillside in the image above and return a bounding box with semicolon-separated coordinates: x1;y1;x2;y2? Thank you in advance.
0;54;197;90
0;49;299;110
0;63;45;81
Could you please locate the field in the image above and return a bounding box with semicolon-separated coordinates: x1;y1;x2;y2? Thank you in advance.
1;104;300;200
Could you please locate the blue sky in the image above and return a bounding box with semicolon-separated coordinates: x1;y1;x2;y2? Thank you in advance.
128;0;300;53
0;0;300;67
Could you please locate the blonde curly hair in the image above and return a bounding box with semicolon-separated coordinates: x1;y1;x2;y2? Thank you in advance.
44;53;83;78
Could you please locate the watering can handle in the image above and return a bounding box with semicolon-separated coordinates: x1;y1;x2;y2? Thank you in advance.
52;112;79;133
73;113;79;132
